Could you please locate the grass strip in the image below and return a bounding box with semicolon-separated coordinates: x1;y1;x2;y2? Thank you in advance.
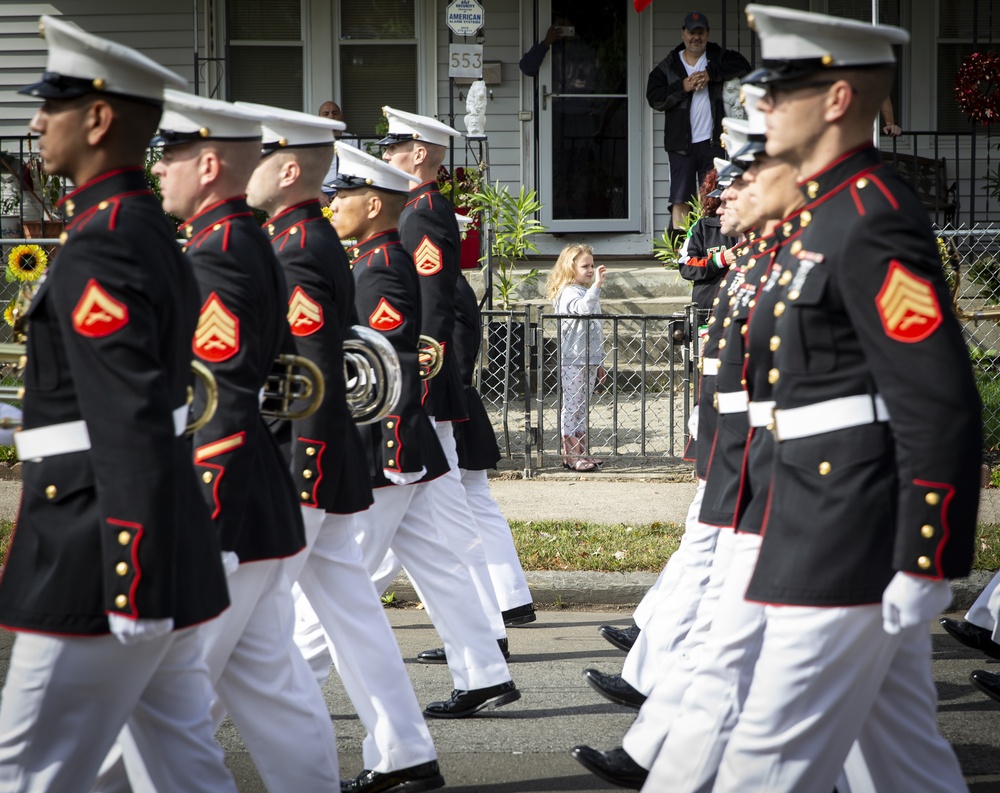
0;519;999;575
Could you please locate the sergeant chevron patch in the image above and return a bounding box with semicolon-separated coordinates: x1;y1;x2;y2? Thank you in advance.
72;278;129;337
194;292;240;362
369;297;403;331
414;236;443;275
875;260;942;343
287;286;324;336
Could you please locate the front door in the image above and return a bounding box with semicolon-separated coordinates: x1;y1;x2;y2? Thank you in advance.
538;0;641;232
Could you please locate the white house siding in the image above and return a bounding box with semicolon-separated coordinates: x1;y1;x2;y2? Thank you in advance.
434;1;524;191
0;1;195;136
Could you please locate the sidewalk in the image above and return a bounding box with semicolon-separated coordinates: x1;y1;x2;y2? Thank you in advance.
0;475;995;609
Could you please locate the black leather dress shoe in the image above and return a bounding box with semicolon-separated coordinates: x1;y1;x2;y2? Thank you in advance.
583;668;646;709
971;669;1000;704
423;680;520;718
569;745;648;790
340;760;445;792
598;624;640;653
502;603;537;627
941;618;1000;660
417;637;509;664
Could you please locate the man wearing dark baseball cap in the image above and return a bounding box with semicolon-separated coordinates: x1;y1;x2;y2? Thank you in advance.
647;11;750;241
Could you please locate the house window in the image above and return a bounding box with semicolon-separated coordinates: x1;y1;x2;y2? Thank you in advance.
339;2;417;138
826;0;903;130
226;0;304;110
936;0;1000;133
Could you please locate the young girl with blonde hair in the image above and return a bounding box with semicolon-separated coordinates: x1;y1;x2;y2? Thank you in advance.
545;243;607;471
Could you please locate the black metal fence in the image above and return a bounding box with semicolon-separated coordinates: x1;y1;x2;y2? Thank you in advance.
476;306;698;475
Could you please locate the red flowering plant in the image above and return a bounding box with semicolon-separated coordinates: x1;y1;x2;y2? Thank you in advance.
437;164;483;213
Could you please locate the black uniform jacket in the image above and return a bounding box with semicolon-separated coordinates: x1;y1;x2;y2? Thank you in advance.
399;181;468;423
0;168;229;634
687;235;746;478
185;196;305;563
700;231;781;528
678;215;739;317
746;145;982;606
645;42;751;153
453;276;501;471
349;230;448;488
266;200;373;516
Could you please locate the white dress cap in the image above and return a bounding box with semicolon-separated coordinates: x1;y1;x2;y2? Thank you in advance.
377;106;463;148
723;118;766;163
741;84;767;137
744;4;909;84
19;15;186;103
330;144;413;195
235;101;345;152
153;89;266;146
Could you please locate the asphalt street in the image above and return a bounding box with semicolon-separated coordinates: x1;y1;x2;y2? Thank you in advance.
0;610;994;791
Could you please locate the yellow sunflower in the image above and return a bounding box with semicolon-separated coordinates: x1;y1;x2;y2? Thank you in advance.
3;298;17;328
6;245;48;283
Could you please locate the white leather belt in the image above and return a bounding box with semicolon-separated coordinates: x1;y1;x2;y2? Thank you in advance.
716;390;749;414
748;400;776;428
702;357;720;376
16;405;189;461
772;394;889;442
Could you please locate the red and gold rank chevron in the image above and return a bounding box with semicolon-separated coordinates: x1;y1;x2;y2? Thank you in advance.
194;292;240;362
72;278;129;337
875;260;942;343
287;286;324;337
369;297;403;331
413;236;443;276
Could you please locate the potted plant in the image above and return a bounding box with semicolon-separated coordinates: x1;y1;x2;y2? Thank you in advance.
437;164;483;270
466;180;546;309
466;181;547;385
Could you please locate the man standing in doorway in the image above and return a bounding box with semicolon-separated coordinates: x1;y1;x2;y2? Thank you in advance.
647;11;750;237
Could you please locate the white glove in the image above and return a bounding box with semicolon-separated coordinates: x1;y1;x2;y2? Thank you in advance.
881;571;953;635
108;614;174;645
384;466;427;486
687;405;700;441
221;551;240;576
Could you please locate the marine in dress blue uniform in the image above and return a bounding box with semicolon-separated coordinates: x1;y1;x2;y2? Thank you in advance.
240;105;445;793
0;16;236;793
105;91;341;792
331;144;519;719
711;8;979;792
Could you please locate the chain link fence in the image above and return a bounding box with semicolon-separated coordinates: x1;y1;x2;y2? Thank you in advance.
476;306;697;474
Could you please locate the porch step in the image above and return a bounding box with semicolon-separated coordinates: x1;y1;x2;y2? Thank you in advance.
465;259;694;309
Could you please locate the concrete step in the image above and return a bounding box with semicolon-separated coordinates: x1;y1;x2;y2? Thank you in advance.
464;260;694;308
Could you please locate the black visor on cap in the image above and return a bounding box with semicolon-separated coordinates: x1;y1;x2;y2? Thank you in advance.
150;129;262;148
375;132;417;147
707;187;724;198
19;71;163;107
742;58;831;85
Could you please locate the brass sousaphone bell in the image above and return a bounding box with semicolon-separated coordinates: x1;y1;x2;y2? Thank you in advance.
344;326;402;424
0;342;220;434
260;353;326;421
418;334;444;380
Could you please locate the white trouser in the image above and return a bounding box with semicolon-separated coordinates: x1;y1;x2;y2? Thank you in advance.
372;467;533;617
356;481;511;691
426;421;505;638
290;506;436;773
623;526;738;768
622;481;721;695
713;604;967;793
460;467;533;613
965;567;1000;639
632;480;709;631
640;532;764;792
0;628;236;793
